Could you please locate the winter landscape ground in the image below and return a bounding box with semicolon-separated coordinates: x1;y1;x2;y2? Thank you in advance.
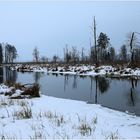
0;65;140;139
0;84;140;139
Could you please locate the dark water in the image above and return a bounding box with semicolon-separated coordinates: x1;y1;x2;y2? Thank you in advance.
1;67;140;116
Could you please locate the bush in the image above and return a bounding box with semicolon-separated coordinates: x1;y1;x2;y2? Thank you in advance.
4;81;15;87
21;84;40;98
14;83;25;90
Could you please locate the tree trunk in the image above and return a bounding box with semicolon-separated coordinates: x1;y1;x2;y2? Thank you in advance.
93;17;98;67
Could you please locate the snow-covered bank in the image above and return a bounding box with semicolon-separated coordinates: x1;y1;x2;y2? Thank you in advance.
10;64;140;78
0;84;140;139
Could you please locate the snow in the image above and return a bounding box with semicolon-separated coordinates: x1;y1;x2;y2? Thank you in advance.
0;85;140;139
0;84;12;93
11;64;140;78
10;89;23;98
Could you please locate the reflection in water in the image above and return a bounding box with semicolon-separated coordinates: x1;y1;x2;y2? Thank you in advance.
64;75;78;90
63;74;110;104
88;76;96;104
90;76;93;102
130;88;135;106
89;76;110;104
127;79;138;106
98;77;110;93
64;74;69;91
95;76;98;104
79;75;87;79
4;67;17;83
33;72;44;84
3;68;140;116
51;73;58;77
0;66;17;84
0;67;3;83
72;75;78;89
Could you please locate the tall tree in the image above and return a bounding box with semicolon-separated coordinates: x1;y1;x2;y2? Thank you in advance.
109;47;115;62
97;32;110;62
5;44;17;63
90;17;98;66
130;32;135;63
127;32;139;64
93;17;97;65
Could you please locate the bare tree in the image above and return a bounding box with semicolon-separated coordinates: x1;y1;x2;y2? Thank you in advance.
90;17;98;66
134;48;140;61
0;44;3;64
129;32;135;63
120;45;128;62
93;17;98;65
81;47;85;63
33;47;40;62
89;38;96;63
71;46;79;64
53;55;59;63
63;44;71;63
127;32;139;66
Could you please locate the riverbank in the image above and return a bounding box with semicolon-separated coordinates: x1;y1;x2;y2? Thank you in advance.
10;64;140;78
0;84;140;139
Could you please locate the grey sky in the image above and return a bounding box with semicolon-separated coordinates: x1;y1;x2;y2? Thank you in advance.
0;1;140;61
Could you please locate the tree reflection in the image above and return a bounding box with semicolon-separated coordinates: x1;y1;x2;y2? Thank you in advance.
130;88;135;106
90;76;110;104
64;74;69;91
62;74;110;104
51;73;58;77
72;75;78;89
0;67;3;83
127;78;138;106
98;76;110;93
33;72;44;84
5;66;17;83
64;74;78;91
95;76;98;104
90;76;93;99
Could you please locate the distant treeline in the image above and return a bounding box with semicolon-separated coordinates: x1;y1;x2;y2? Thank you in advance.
33;18;140;67
1;18;140;67
33;32;140;67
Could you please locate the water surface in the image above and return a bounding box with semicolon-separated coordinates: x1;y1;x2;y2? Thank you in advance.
1;67;140;116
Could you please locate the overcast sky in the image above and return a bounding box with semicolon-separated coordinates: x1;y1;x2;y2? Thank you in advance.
0;1;140;61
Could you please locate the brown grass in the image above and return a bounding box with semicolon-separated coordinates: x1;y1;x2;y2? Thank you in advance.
21;84;40;98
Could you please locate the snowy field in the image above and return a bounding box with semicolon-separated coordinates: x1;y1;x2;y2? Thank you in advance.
0;84;140;139
11;64;140;78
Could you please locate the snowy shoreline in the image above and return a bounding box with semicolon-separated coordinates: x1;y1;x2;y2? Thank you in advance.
0;84;140;139
10;64;140;78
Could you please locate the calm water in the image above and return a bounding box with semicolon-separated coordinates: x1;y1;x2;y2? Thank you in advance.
1;67;140;116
